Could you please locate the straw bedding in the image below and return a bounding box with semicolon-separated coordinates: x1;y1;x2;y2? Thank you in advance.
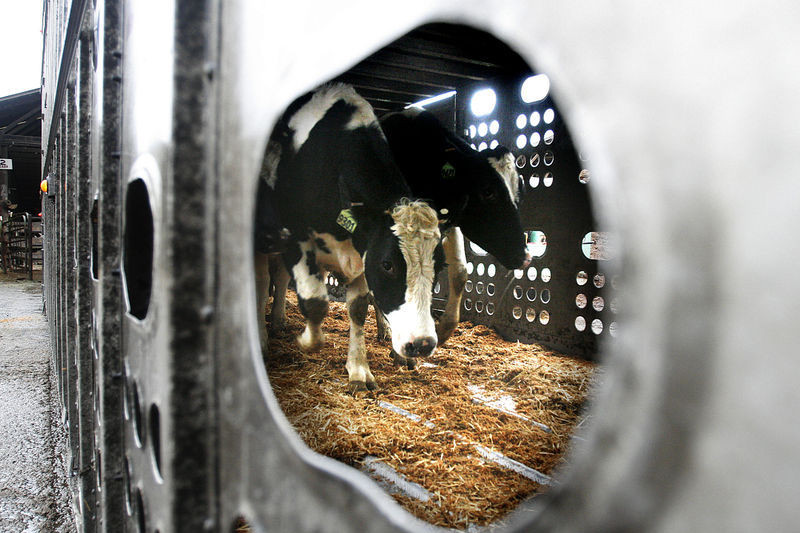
264;292;597;529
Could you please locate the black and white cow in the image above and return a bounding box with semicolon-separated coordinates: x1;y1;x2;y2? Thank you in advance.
376;108;531;353
254;84;443;392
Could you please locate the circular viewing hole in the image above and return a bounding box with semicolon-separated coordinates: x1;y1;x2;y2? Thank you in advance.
575;316;587;331
594;273;606;288
123;179;154;320
127;377;144;448
466;262;474;275
576;294;587;309
486;303;495;315
487;264;496;277
543;172;554;187
469;125;476;138
476;281;485;294
530;132;541;147
539;310;551;325
512;306;522;320
515;155;527;168
540;289;551;304
541;268;552;283
486;283;496;296
543;129;554;145
478;123;488;137
530;153;540;167
465;280;473;293
609;321;619;337
525;308;536;322
134;488;146;533
489;120;500;135
516;114;527;129
576;271;588;286
591;319;604;335
543;108;555;124
543;151;555;166
478;142;488;151
579;169;590;183
476;263;485;276
124;457;133;515
529;174;540;188
464;299;473;311
592;296;605;312
516;134;527;149
475;301;484;313
513;269;524;280
149;404;162;481
526;287;537;302
434;281;441;294
526;267;537;281
513;285;523;299
530;111;540;126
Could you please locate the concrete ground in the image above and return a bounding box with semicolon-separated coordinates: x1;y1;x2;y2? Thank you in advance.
0;275;75;532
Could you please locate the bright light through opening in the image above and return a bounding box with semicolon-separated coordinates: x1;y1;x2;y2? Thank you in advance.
470;88;497;117
520;74;550;103
405;90;457;109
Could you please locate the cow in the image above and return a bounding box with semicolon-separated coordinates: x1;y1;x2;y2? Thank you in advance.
374;108;531;366
254;84;443;392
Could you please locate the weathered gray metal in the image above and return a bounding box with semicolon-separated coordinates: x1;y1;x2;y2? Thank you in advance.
40;1;800;532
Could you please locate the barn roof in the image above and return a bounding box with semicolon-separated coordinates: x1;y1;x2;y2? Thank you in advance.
0;89;42;151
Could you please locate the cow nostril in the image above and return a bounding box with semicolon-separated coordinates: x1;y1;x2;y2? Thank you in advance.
403;342;417;357
413;337;436;357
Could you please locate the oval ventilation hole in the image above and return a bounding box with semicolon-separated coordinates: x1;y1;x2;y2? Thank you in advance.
123;178;154;320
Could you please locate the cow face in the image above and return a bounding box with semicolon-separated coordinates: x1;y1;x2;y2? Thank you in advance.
360;201;442;358
457;147;529;270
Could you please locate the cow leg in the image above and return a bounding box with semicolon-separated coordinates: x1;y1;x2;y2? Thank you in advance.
436;227;468;345
345;273;377;392
255;251;271;354
269;257;291;332
290;240;329;352
371;293;392;342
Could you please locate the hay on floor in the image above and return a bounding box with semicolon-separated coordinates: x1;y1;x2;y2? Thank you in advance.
265;292;597;529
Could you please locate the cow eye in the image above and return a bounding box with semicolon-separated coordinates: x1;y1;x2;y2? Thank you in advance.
381;260;395;275
481;186;496;200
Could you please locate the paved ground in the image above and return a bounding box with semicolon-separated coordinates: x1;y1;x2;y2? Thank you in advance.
0;277;75;532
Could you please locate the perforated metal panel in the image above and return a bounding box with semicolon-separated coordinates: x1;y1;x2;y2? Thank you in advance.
454;80;614;359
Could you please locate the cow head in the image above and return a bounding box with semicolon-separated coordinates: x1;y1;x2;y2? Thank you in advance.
453;145;530;270
355;200;442;358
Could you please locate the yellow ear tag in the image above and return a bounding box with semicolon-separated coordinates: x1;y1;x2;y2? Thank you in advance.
441;162;456;179
337;209;358;233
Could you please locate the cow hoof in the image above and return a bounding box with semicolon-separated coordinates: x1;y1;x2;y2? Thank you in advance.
348;380;377;394
269;317;287;332
296;332;325;352
391;351;417;370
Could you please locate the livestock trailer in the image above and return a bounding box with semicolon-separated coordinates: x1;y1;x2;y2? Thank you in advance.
40;1;800;532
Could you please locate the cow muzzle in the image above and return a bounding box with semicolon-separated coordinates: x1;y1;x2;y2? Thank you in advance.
401;336;437;358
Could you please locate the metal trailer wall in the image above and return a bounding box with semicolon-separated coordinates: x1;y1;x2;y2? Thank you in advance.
41;1;800;533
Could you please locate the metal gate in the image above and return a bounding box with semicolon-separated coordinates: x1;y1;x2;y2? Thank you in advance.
41;1;800;532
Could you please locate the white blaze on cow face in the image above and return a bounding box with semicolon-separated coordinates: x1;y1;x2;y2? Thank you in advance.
287;83;379;152
488;152;520;205
383;200;441;357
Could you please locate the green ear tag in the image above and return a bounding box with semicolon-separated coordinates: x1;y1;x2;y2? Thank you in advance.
441;162;456;179
337;209;358;233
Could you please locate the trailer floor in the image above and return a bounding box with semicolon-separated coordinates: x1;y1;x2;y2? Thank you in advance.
265;292;597;529
0;275;74;532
